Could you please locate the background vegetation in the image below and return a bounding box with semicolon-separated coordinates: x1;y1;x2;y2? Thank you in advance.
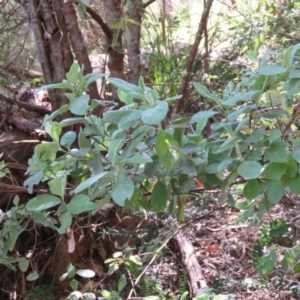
1;0;300;299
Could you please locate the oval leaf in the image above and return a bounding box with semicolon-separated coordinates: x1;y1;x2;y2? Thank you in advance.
261;163;287;179
70;94;90;115
289;176;300;195
104;110;142;124
60;131;76;148
141;101;168;125
76;269;95;278
237;161;262;179
267;179;284;204
26;194;61;211
18;258;29;272
151;181;168;213
67;194;96;214
26;271;39;281
265;145;288;163
259;65;287;76
111;178;134;207
74;172;112;194
243;179;259;200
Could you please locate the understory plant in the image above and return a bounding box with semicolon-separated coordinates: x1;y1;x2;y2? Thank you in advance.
3;42;300;297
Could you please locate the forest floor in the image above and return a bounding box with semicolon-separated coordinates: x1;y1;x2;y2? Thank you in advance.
3;193;299;300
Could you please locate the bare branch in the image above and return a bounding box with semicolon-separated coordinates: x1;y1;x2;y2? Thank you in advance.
171;0;214;116
86;7;113;39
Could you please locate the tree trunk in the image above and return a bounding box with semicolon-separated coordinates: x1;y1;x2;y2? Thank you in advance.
28;0;71;111
127;0;142;85
104;0;125;101
63;1;100;103
171;0;214;116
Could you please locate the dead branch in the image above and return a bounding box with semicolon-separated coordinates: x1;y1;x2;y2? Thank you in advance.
171;0;214;116
86;7;113;40
0;64;43;79
175;232;207;296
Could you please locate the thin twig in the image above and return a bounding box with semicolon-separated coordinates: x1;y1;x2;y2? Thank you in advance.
127;229;179;300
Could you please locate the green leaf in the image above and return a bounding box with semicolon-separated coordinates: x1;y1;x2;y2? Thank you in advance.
265;145;288;163
151;181;168;213
110;19;122;29
243;179;259;200
155;131;173;169
103;110;142;124
289;175;300;195
261;110;289;119
111;178;135;207
84;72;105;87
101;290;111;298
281;248;295;269
60;131;76;148
193;82;212;98
144;156;161;177
261;163;287;179
35;81;74;94
78;131;91;149
179;175;194;193
118;89;133;104
66;62;79;83
228;105;254;121
288;43;300;66
70;94;90;115
107;262;119;275
267;179;284;204
35;142;59;161
57;211;72;234
44;104;70;123
129;255;142;265
67;264;77;278
292;149;300;162
245;128;266;143
269;129;282;143
70;279;78;292
26;271;39;281
258;248;277;278
247;51;258;62
59;117;86;127
67;194;96;214
18;258;29;272
259;65;287;76
118;274;127;292
108;78;144;99
141;101;168;125
24;170;43;194
74;172;113;193
48;175;67;199
76;269;95;278
286;156;298;178
26;194;61;211
121;153;153;164
237;161;262;179
179;157;197;176
190;110;217;123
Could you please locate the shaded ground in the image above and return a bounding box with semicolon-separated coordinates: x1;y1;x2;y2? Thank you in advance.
1;190;300;300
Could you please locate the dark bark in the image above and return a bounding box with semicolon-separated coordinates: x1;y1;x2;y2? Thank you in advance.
0;64;43;79
127;0;142;85
86;7;113;40
28;0;53;84
171;0;214;116
63;1;100;102
104;0;125;101
28;0;70;110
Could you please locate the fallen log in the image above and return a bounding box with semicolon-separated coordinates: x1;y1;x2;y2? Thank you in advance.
175;232;207;297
